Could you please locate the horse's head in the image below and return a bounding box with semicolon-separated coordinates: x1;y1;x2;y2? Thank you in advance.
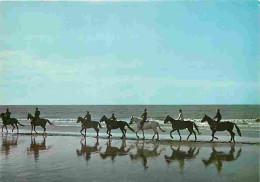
99;115;106;123
129;116;134;125
76;117;83;123
0;113;5;118
164;115;171;124
27;113;33;120
201;114;209;123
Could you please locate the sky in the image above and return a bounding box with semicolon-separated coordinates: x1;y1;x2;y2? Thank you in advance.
0;0;259;105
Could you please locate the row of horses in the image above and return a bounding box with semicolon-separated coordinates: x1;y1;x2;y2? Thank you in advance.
0;112;242;142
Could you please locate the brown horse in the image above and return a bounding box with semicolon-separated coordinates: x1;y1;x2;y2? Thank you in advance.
76;117;102;138
201;115;241;142
0;113;24;133
100;115;135;139
164;115;201;141
27;113;53;135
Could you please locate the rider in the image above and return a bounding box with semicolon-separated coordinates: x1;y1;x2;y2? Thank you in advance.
5;108;11;120
109;113;117;122
213;109;222;129
140;108;148;129
84;111;91;122
176;109;184;121
34;107;40;124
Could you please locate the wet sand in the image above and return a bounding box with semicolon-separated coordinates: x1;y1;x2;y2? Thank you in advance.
0;133;259;182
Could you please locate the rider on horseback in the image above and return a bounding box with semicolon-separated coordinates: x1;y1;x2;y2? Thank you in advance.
213;109;222;130
5;108;11;120
176;109;184;121
84;111;91;122
33;107;40;125
109;113;117;122
140;108;148;129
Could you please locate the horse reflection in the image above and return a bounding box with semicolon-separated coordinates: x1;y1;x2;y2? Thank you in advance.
99;139;132;161
27;136;51;161
129;141;164;169
76;138;100;162
0;133;18;158
202;145;242;173
164;146;200;173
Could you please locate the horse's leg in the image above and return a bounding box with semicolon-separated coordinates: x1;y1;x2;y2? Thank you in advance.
34;126;38;134
31;125;33;134
152;131;156;140
11;124;15;132
80;127;84;136
84;128;87;138
2;125;4;132
228;129;235;143
210;130;216;142
170;129;176;139
156;130;159;141
135;129;140;139
193;129;197;141
95;127;99;138
15;123;19;133
177;130;181;141
186;129;192;141
119;128;124;139
43;127;46;135
5;125;8;133
142;129;145;140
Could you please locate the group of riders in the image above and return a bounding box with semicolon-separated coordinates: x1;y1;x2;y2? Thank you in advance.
3;108;41;125
2;107;222;129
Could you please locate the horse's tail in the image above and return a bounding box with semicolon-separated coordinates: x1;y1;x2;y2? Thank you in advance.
158;123;166;132
98;122;102;129
234;124;241;136
47;120;54;126
126;123;135;133
17;121;25;126
193;122;201;134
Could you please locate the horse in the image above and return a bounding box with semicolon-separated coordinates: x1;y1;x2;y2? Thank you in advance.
164;115;201;141
27;113;53;135
129;116;165;140
0;113;25;133
76;117;102;138
99;115;135;139
201;115;241;142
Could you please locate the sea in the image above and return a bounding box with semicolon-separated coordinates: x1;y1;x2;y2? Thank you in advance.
0;105;259;138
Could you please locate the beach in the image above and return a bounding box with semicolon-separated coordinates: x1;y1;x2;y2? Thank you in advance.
0;133;259;182
0;105;259;181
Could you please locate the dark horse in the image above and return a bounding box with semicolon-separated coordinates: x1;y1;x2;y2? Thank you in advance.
201;115;241;142
0;113;24;133
99;115;135;139
27;113;53;135
76;117;102;138
164;115;201;141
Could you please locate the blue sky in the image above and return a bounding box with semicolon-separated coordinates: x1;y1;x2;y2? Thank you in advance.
0;0;259;105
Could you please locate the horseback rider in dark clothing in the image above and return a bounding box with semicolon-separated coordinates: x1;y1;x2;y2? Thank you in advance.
140;108;148;129
33;107;40;125
84;111;91;122
213;109;222;130
5;108;11;120
109;113;117;122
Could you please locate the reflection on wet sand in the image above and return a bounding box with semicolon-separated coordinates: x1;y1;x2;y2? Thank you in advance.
99;139;132;161
164;146;200;173
130;141;164;169
202;145;242;173
0;133;18;158
76;138;100;161
27;136;52;161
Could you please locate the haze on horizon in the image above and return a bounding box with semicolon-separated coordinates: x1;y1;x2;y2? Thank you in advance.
0;0;259;105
